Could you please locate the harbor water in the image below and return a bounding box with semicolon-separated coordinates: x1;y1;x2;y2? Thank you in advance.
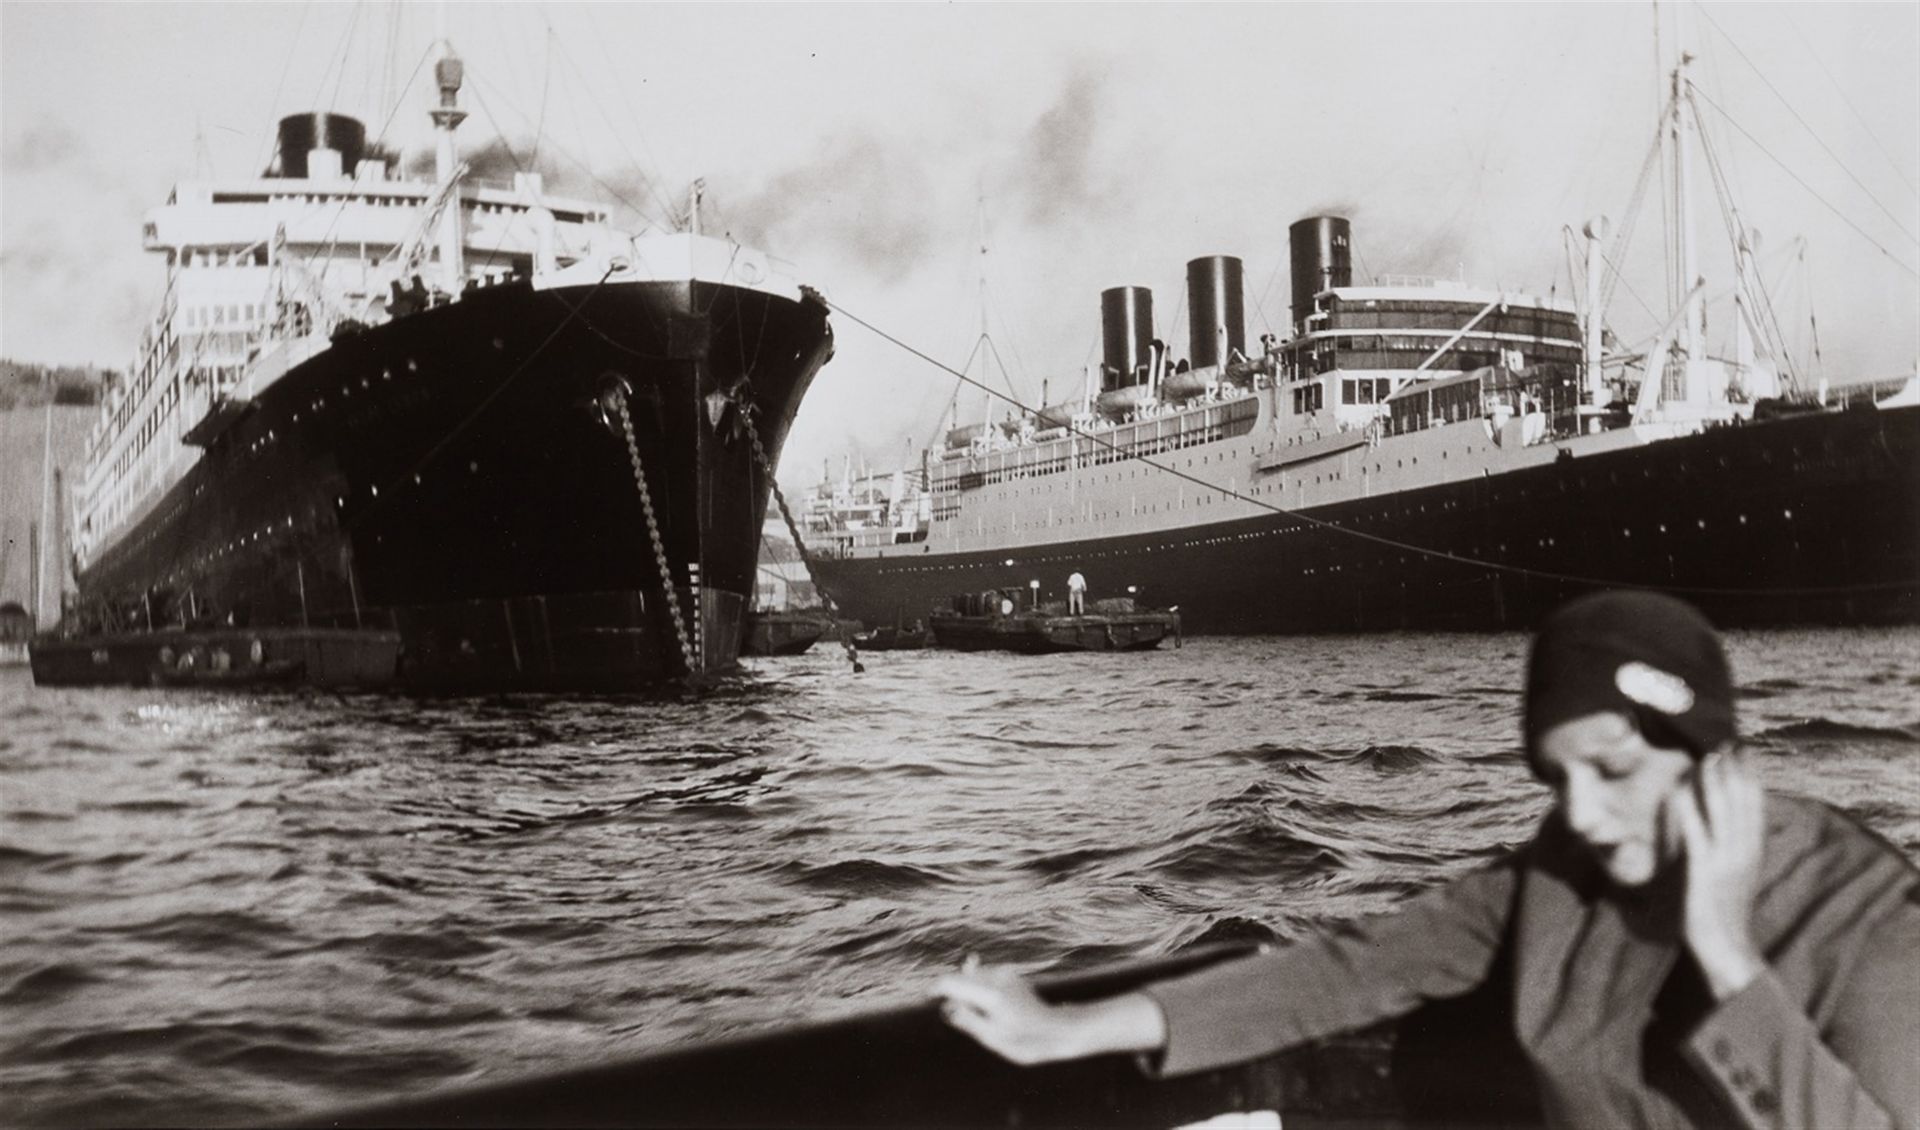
3;629;1917;1126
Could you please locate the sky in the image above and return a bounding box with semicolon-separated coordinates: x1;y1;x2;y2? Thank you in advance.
3;2;1917;489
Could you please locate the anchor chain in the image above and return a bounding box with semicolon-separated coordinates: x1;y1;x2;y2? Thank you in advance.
614;390;702;682
734;385;864;674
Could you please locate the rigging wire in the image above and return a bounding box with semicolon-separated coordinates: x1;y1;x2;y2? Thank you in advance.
1691;4;1919;246
466;68;670;234
322;1;366;115
1688;84;1920;280
1783;10;1919;199
254;3;313;174
306;41;435;289
814;295;1909;599
555;10;682;226
1252;257;1284;341
1599;119;1669;332
381;1;403;128
986;294;1037;404
366;42;435;157
1692;118;1800;384
528;28;554;172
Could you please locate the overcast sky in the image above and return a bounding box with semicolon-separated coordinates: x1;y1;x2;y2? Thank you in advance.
4;2;1916;486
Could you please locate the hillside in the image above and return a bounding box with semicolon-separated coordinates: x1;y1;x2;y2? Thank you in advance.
0;359;111;411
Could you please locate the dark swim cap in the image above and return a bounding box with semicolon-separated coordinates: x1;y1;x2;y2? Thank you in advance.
1524;591;1735;761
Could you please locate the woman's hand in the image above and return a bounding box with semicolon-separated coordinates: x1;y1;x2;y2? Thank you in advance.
934;958;1168;1065
1667;749;1767;1000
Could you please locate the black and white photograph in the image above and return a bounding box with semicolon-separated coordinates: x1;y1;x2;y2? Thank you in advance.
2;1;1916;1126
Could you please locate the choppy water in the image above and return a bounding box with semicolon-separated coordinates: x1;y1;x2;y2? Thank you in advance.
3;630;1917;1126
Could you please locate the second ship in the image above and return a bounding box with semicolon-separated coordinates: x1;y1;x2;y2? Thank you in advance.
801;54;1917;635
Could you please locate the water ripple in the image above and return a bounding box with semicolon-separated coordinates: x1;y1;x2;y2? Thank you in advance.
2;628;1915;1126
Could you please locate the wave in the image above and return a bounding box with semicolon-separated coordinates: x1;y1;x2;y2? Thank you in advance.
1225;742;1445;773
1148;819;1353;884
0;840;70;867
1750;719;1919;745
1233;744;1330;763
1360;690;1450;703
107;910;292;956
983;733;1111;751
809;923;908;959
1131;881;1228;916
0;962;105;1006
1179;915;1280;949
1019;844;1137;879
42;849;146;874
345;927;497;964
93;798;195;813
1339;744;1445;772
0;808;70;824
776;857;953;895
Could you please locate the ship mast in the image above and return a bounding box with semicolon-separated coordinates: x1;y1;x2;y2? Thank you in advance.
1583;215;1610;409
975;191;993;430
429;8;468;297
1669;28;1706;399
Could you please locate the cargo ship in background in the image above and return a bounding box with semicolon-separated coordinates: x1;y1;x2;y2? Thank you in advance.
31;37;833;691
800;53;1919;635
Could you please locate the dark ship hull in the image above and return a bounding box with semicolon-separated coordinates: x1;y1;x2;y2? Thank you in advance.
814;402;1920;635
45;278;832;691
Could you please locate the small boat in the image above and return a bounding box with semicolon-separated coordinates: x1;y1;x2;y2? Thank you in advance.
929;590;1180;654
742;610;832;657
277;939;1534;1128
850;622;930;651
0;601;31;667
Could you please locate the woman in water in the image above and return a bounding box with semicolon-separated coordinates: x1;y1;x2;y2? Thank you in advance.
938;592;1918;1128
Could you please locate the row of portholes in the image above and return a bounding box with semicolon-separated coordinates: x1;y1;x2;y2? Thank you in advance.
892;500;1806;574
187;514;301;571
292;358;418;424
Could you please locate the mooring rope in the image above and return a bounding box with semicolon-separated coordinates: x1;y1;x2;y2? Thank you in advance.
735;386;864;675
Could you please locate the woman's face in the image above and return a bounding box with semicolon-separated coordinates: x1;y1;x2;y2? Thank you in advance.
1534;711;1695;887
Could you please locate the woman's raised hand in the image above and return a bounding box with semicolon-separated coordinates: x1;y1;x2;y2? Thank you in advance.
935;956;1168;1065
1668;749;1767;1000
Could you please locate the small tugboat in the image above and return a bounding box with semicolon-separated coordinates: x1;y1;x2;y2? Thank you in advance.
740;609;832;657
850;621;930;651
928;588;1179;654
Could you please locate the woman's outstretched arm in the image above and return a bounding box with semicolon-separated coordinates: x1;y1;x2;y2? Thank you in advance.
935;960;1167;1065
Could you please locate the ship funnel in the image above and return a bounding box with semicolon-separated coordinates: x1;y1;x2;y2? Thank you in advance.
1186;256;1245;370
1100;286;1154;390
1288;216;1351;332
273;113;367;179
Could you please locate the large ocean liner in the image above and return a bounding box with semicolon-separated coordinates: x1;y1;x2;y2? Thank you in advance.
33;42;833;690
802;56;1918;635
